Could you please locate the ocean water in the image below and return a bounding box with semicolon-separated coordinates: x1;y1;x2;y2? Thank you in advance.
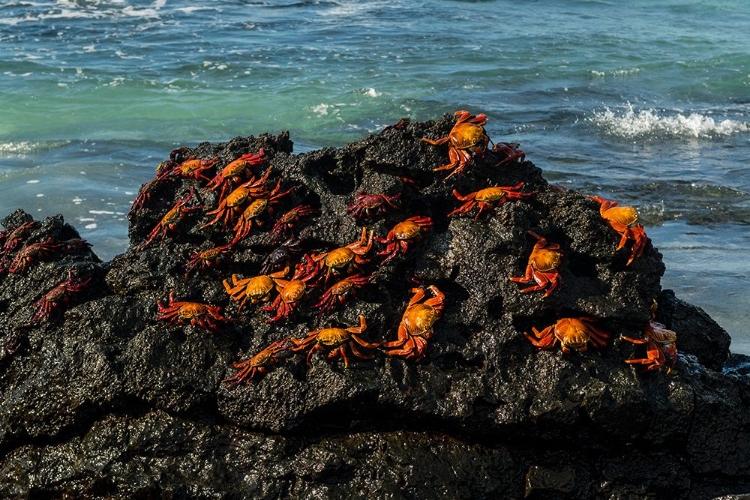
1;0;749;353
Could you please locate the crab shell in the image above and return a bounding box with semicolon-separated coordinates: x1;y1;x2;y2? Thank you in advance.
525;317;610;354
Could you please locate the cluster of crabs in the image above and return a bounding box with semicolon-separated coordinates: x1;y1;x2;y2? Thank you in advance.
130;109;677;384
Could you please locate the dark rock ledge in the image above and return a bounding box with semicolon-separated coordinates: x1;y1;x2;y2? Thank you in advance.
1;115;749;499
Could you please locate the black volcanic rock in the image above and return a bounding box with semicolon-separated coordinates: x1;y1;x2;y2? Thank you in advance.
0;115;748;499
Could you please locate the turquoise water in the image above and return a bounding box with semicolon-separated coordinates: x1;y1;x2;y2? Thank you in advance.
1;0;749;353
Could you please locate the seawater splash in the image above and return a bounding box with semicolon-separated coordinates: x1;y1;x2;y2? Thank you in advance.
588;104;750;139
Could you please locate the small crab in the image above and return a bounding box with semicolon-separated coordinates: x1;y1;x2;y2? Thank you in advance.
448;182;535;219
313;273;374;314
311;227;374;283
201;166;273;229
376;216;432;265
623;301;678;373
184;244;233;278
138;188;201;249
509;230;563;297
422;110;491;179
223;266;289;313
347;192;401;220
383;285;445;361
9;238;62;274
223;338;291;385
260;237;304;275
589;195;647;266
156;291;232;333
170;157;218;182
525;317;611;354
2;220;41;254
203;149;268;199
267;205;319;244
31;271;92;322
290;315;379;368
263;255;319;323
129;174;167;217
231;179;295;244
491;142;526;166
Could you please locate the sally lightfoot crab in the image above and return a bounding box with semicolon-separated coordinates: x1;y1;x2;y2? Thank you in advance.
263;255;319;322
589;195;647;266
623;302;678;373
184;244;233;277
223;338;291;385
525;317;611;354
376;216;432;265
31;271;92;322
313;273;374;314
347;192;401;220
156;292;233;333
139;188;201;249
448;182;535;219
422;110;491;179
311;227;373;283
290;315;379;368
203;149;268;200
223;266;289;313
383;285;445;361
509;230;563;297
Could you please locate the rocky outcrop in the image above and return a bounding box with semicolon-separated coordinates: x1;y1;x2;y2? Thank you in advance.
1;115;748;499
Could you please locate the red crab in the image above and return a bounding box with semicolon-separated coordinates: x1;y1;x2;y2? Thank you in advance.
183;244;233;277
156;291;232;333
589;195;647;266
312;273;374;314
129;174;168;217
170;157;218;182
203;149;268;200
376;216;432;265
2;221;41;254
383;285;445;361
623;301;678;373
448;182;535;219
509;231;563;297
223;338;291;385
9;238;61;274
263;255;319;323
525;317;611;354
231;179;295;244
422;110;491;179
347;192;401;220
492;142;526;166
267;205;319;244
311;227;374;283
223;266;289;313
138;188;201;249
290;315;379;368
31;271;92;322
201;166;273;230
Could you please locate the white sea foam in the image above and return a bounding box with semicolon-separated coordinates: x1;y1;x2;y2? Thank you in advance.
588;104;750;139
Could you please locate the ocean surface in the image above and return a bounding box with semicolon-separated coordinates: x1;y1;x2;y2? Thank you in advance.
1;0;749;353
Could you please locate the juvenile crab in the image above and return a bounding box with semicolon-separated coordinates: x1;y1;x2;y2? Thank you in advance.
422;110;491;179
9;238;62;274
492;142;526;166
183;244;233;278
525;317;611;354
268;205;319;244
202;166;273;230
448;182;535;219
129;174;169;217
156;291;232;333
589;195;647;266
383;285;445;361
260;237;304;275
231;179;295;244
311;227;374;283
376;216;432;265
223;338;291;385
203;149;268;200
623;302;678;373
312;273;374;314
139;188;201;249
263;255;319;323
347;192;401;220
290;315;379;368
509;230;563;297
31;271;92;322
223;266;289;313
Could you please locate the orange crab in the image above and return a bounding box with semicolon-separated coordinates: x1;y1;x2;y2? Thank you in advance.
311;227;374;283
183;244;233;277
223;266;289;313
623;302;678;373
290;315;379;368
312;273;374;314
383;285;445;361
203;149;268;199
268;205;319;244
509;231;563;297
422;110;491;179
231;179;295;244
31;271;91;322
263;255;319;323
589;195;647;266
376;216;432;265
138;188;201;249
223;338;291;385
170;157;217;182
9;238;62;274
347;192;401;220
525;317;611;354
201;166;273;230
448;182;535;219
156;291;233;333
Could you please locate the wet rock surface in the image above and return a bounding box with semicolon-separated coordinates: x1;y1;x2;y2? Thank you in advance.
1;115;749;499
